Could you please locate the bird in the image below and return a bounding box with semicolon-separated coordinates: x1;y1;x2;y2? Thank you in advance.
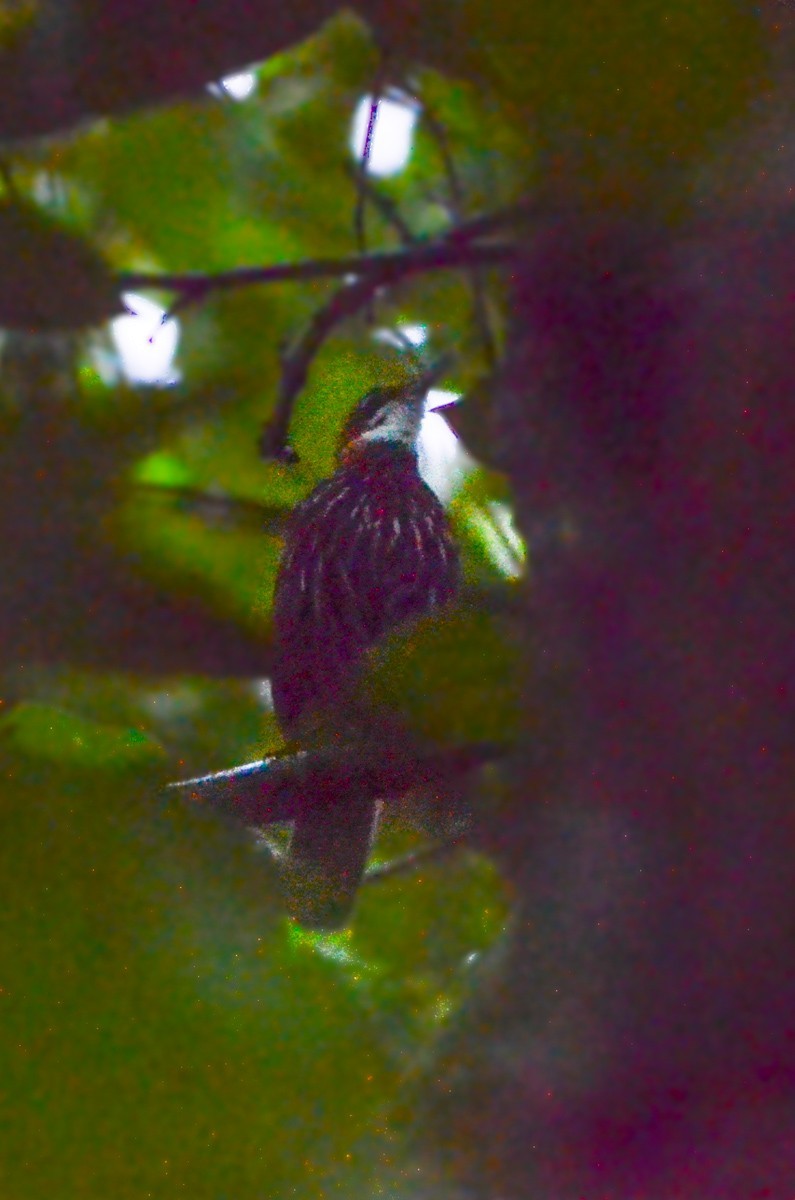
270;368;461;929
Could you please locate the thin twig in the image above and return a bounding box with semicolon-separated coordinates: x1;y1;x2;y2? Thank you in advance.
354;94;381;257
350;84;417;331
261;288;456;461
364;834;468;885
443;198;540;243
345;162;417;246
257;230;517;458
119;204;534;456
259;270;399;459
422;101;499;369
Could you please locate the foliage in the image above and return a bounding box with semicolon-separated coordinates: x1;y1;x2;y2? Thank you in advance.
0;1;779;1196
0;11;521;1197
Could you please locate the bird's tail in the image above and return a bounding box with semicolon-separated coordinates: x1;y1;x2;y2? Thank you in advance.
285;787;379;930
168;741;503;930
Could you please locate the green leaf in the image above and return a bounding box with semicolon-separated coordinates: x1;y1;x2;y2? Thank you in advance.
0;713;506;1199
1;666;275;777
0;701;166;774
367;604;522;747
0;201;122;330
112;484;277;634
0;761;388;1198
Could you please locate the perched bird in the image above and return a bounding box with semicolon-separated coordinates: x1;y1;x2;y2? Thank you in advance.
271;369;461;928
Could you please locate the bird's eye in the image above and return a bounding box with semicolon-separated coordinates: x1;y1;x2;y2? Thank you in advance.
365;406;387;429
357;391;389;424
341;386;410;447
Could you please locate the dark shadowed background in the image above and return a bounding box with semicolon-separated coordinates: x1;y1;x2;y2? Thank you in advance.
1;2;794;1196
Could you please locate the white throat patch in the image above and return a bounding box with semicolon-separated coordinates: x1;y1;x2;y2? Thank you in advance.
356;397;424;448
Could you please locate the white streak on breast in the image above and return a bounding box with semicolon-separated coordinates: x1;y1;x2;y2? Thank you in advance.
315;484;351;521
348;495;365;524
310;553;331;619
411;518;424;556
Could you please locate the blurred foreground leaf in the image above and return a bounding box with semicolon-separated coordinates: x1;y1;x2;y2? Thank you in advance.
0;689;507;1198
0;202;122;331
368;603;522;747
0;700;166;774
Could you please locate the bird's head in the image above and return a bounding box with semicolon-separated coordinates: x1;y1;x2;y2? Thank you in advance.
337;360;452;465
338;380;426;464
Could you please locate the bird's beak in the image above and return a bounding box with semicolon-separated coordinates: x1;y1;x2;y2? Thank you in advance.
427;394;460;416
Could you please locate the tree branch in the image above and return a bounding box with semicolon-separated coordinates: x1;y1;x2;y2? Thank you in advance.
421;99;500;368
121;210;530;458
259;271;396;459
345;161;418;247
119;233;515;302
168;741;504;829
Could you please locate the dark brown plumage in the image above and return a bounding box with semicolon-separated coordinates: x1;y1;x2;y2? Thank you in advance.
271;381;460;928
